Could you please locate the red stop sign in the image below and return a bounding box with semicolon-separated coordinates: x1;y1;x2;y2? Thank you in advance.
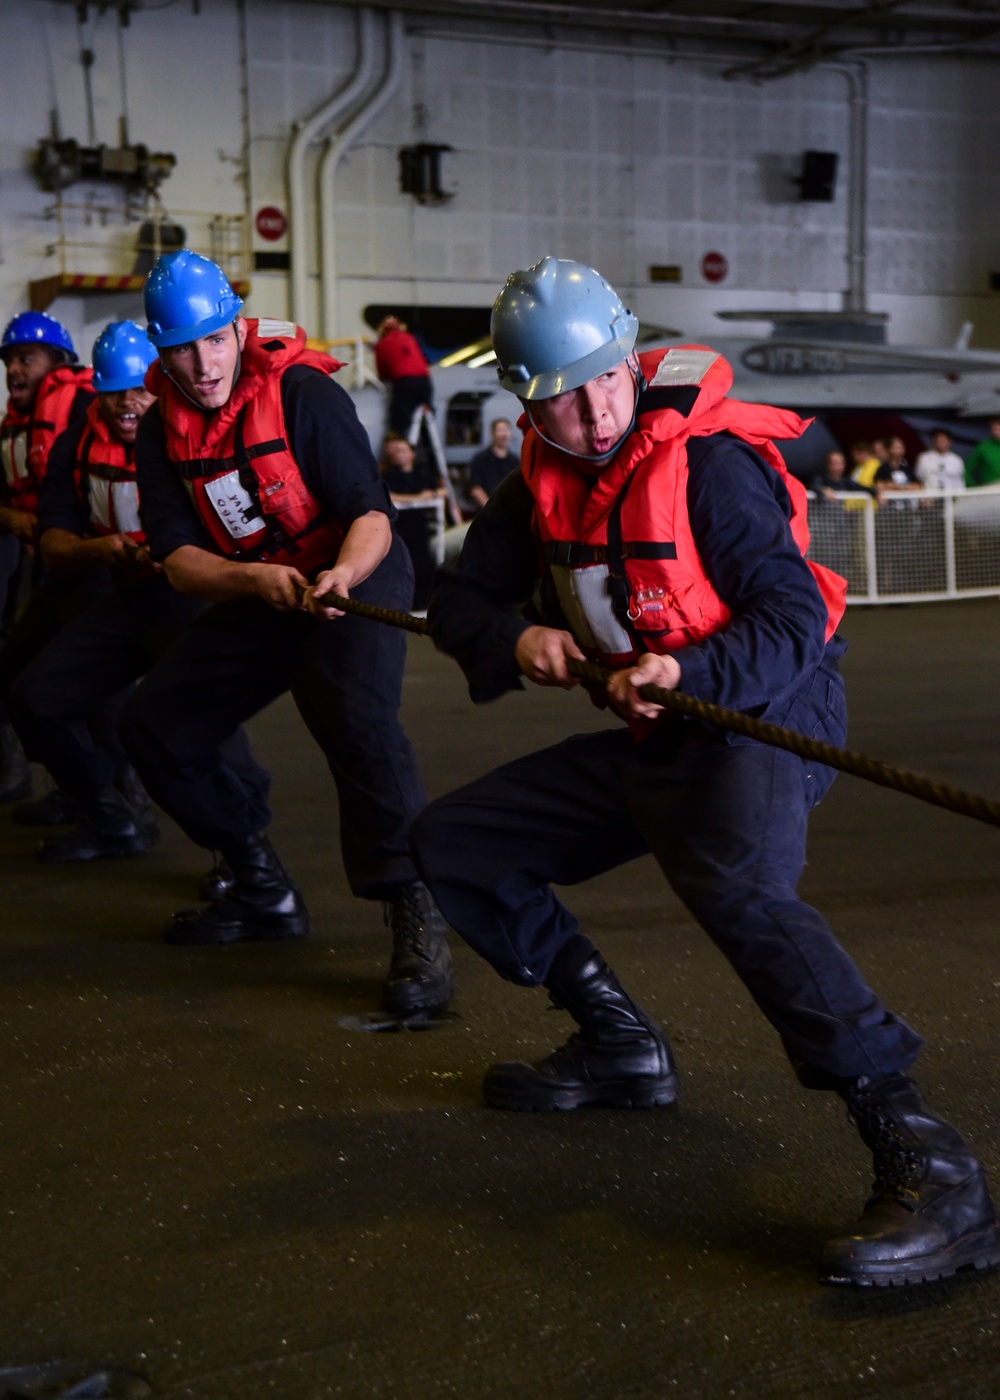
255;205;288;242
701;250;729;283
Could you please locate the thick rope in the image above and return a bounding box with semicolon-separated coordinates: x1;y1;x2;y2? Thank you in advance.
321;592;1000;830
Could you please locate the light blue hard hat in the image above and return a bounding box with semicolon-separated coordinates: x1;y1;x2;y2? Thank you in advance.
92;320;158;393
144;249;243;349
491;255;638;401
0;310;77;362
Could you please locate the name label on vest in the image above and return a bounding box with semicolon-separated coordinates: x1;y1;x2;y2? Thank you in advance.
1;429;28;488
205;469;266;540
89;479;142;536
649;348;718;388
256;319;296;340
551;563;633;655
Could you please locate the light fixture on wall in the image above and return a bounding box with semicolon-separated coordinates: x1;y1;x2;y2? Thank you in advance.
398;144;454;206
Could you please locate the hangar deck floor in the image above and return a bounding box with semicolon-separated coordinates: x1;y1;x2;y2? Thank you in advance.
2;599;1000;1399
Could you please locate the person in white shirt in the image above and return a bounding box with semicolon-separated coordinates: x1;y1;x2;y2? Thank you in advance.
915;429;965;491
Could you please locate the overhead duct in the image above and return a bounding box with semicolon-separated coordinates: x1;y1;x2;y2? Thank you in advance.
319;10;405;340
286;7;380;327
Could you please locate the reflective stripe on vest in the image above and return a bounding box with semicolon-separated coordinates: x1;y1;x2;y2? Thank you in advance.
1;419;29;494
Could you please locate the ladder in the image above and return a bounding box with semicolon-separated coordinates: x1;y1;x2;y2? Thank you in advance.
407;405;463;528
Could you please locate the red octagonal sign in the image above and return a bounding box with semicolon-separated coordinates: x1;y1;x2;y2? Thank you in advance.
701;250;729;283
255;205;288;242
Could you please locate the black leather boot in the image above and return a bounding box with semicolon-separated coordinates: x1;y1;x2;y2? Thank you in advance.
0;722;32;804
114;764;159;842
483;941;680;1111
820;1073;1000;1287
165;833;308;945
12;788;86;826
37;786;157;863
199;852;237;902
382;881;453;1018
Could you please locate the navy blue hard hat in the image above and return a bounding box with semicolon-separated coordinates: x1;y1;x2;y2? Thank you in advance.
1;310;77;362
92;320;158;393
144;249;243;349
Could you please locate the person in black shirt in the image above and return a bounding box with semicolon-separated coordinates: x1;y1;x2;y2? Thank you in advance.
379;433;446;609
119;251;451;1020
6;320;190;862
466;418;515;511
412;255;999;1289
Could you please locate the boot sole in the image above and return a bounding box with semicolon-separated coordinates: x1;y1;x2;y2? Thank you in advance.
484;1073;680;1112
819;1222;1000;1288
38;841;154;864
382;978;454;1020
165;917;310;946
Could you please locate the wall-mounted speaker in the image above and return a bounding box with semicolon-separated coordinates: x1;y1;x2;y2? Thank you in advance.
798;150;838;202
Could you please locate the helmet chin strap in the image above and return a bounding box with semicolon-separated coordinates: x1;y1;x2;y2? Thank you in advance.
524;357;645;466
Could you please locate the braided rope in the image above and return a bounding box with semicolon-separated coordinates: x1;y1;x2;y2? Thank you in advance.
323;593;1000;830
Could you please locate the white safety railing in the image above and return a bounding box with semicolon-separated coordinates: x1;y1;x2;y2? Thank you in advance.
806;486;1000;604
390;496;446;564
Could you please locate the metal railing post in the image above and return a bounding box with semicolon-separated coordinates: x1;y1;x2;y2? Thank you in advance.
864;495;878;600
944;490;957;597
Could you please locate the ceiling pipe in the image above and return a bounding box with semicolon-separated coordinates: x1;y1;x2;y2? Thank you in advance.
838;61;869;315
319;10;405;340
286;7;379;327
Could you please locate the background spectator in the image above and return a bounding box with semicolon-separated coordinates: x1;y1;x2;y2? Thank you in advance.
875;435;921;494
964;417;1000;487
849;439;881;490
380;433;446;609
467;418;515;511
374;316;434;437
916;429;965;491
810;449;857;500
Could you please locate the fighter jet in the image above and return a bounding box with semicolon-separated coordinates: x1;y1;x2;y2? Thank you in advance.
346;308;1000;482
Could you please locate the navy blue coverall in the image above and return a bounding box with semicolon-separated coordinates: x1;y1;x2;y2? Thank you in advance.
6;419;210;802
413;433;923;1087
120;366;428;899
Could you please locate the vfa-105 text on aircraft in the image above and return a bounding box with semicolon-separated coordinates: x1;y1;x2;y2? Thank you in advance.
341;307;1000;473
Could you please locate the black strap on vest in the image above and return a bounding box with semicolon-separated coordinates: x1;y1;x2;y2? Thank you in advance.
77;429;136;484
636;385;700;419
543;540;677;567
605;469;646;647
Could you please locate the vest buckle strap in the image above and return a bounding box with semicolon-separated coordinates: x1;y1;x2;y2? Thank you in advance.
246;437;286;462
619;542;678;561
175;455;240;480
544;541;607;566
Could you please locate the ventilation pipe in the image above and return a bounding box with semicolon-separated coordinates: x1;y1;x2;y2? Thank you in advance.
839;61;869;315
286;8;379;327
319;10;405;340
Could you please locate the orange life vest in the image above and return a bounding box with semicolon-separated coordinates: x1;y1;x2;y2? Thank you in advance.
1;364;95;514
149;319;346;574
523;345;847;666
74;397;145;544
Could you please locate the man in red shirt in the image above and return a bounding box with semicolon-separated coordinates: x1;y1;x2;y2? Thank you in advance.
373;316;434;436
